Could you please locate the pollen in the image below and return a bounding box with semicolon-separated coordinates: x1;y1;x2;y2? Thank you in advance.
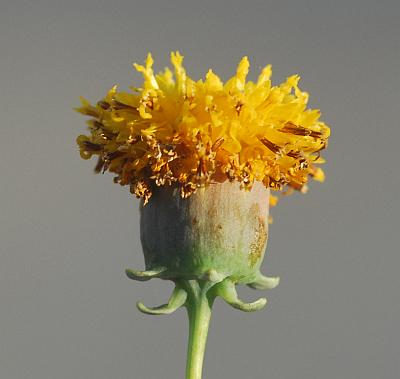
76;52;330;203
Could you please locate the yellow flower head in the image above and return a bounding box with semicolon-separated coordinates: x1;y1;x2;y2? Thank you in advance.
76;52;330;204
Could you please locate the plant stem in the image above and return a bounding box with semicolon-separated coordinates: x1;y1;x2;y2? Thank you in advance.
185;283;213;379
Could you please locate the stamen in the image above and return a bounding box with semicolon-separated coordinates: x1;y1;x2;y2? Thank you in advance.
211;138;224;151
97;101;111;110
287;150;302;159
94;156;105;173
82;141;103;151
280;122;322;138
235;102;244;115
112;99;138;111
259;137;283;154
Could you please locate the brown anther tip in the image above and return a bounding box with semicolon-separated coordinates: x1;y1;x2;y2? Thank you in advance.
235;102;244;115
97;101;111;110
211;138;224;151
82;141;103;152
259;137;283;155
94;156;105;173
112;99;138;111
287;150;302;159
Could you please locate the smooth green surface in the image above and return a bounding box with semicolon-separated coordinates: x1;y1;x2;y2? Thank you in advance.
182;280;214;379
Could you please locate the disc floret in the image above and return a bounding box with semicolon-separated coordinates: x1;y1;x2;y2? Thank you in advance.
76;52;330;204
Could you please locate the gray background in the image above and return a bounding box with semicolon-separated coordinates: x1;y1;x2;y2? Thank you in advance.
1;0;399;378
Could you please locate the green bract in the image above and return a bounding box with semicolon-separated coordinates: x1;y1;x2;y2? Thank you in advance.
140;181;272;284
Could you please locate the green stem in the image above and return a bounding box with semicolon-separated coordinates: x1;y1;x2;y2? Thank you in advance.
184;281;214;379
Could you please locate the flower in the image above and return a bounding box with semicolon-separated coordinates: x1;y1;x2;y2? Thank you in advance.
75;53;332;379
76;52;330;205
